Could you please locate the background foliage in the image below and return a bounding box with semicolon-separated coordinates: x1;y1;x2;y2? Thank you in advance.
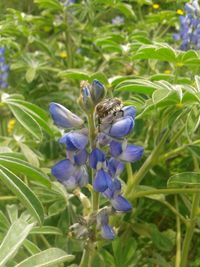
0;0;200;266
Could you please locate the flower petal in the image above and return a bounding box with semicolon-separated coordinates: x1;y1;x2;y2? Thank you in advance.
89;148;106;169
76;166;89;187
91;79;106;103
51;159;75;182
109;116;134;138
111;195;132;212
93;169;112;192
122;106;136;119
63;176;77;190
101;224;115;240
109;141;123;157
108;158;124;177
119;145;144;162
59;132;88;151
74;149;88;165
49;102;83;128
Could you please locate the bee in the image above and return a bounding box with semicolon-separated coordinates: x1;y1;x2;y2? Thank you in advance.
95;98;124;129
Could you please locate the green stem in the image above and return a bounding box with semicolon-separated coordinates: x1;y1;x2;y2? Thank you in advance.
126;129;170;197
63;10;73;68
79;246;91;267
161;200;187;224
130;188;200;200
175;196;181;267
126;163;133;189
0;196;17;201
162;139;200;160
79;111;98;267
181;193;200;267
87;112;99;212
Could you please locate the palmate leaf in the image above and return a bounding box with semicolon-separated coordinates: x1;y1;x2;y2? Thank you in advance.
0;219;34;267
0;165;44;225
15;248;74;267
167;172;200;188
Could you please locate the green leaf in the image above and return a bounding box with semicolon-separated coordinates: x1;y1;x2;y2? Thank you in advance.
151;224;173;252
34;0;63;12
152;88;171;104
8;105;43;140
30;226;62;235
26;67;37;83
0;166;44;225
168;172;200;188
15;248;74;267
6;204;18;223
4;98;53;137
58;69;90;80
23;240;41;255
0;219;34;267
115;3;136;18
19;143;40;168
0;154;50;187
132;45;176;62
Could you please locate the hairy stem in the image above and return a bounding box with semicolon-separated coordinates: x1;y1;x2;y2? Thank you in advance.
180;193;200;267
79;110;98;267
79;246;91;267
175;196;181;267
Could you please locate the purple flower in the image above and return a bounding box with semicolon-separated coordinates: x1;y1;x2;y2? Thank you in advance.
59;132;88;151
111;195;132;212
49;102;84;128
97;209;115;240
174;1;200;50
108;158;124;177
109;116;134;138
91;80;106;104
112;16;124;25
89;148;106;169
52;159;88;190
0;47;9;89
110;141;144;162
93;169;112;192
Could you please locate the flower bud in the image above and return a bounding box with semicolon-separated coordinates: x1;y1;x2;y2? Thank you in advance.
91;79;106;104
49;102;84;128
78;81;94;112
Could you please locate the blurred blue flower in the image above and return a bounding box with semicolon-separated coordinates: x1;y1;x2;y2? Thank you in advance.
174;1;200;50
112;16;124;25
0;47;9;89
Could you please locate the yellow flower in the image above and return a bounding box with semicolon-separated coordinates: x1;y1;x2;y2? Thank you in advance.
153;3;160;9
164;70;171;74
7;119;16;134
59;51;68;59
176;9;184;15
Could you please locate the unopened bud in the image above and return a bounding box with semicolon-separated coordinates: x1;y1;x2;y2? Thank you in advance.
91;79;106;104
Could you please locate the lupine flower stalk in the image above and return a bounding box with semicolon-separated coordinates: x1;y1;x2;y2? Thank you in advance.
174;0;200;50
0;48;9;89
49;80;143;265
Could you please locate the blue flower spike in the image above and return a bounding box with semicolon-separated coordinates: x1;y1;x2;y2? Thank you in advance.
49;80;143;241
